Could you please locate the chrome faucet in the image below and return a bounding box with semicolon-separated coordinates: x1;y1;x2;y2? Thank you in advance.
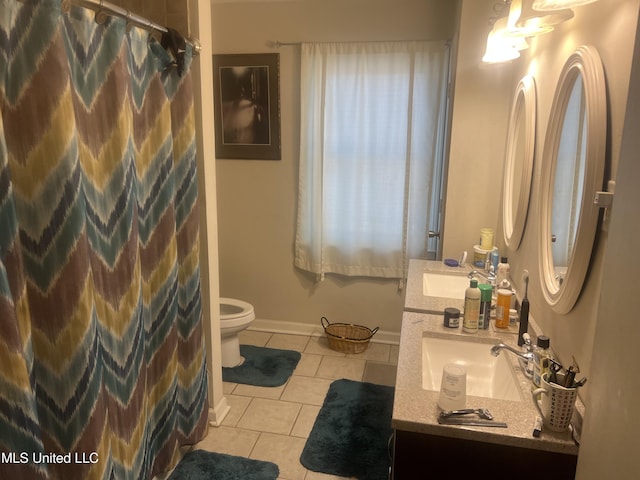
491;334;534;377
468;269;496;286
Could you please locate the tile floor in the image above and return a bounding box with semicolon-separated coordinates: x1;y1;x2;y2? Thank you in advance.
194;329;399;480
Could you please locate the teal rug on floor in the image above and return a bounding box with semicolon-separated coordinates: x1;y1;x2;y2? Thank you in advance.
300;378;395;480
222;345;301;387
168;450;279;480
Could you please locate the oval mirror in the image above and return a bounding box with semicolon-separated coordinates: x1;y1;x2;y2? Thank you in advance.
502;75;536;251
539;45;606;314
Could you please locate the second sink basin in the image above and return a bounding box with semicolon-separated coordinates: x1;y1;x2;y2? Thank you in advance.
422;334;522;402
422;272;470;299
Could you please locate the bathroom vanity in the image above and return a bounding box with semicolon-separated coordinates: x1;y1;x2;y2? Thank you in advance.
391;260;580;479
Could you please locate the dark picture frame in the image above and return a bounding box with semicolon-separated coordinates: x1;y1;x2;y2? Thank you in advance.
213;53;281;160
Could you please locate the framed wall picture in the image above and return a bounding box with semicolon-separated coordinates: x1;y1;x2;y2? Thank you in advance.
212;53;281;160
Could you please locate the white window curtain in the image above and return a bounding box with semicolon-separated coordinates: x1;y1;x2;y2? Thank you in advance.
552;75;586;266
294;41;449;281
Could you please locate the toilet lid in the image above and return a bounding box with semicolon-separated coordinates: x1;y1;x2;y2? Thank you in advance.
219;297;254;320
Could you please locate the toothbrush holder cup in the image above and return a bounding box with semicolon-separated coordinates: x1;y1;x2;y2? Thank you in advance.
531;372;578;432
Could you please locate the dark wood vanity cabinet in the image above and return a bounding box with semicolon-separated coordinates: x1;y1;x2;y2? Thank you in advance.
391;429;577;480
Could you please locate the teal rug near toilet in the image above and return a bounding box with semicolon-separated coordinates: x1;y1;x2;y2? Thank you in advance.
222;345;301;387
300;378;395;480
168;450;279;480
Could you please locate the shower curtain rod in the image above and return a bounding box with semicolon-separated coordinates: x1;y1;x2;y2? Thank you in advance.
70;0;201;55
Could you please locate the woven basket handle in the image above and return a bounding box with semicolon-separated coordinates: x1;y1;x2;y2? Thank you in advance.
321;316;379;338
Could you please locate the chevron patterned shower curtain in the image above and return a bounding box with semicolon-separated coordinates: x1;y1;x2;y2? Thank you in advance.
0;1;209;479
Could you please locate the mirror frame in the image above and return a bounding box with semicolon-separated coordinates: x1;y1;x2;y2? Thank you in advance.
539;45;607;314
502;75;537;251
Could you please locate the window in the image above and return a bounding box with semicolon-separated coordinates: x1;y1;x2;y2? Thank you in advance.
294;41;449;280
552;75;586;266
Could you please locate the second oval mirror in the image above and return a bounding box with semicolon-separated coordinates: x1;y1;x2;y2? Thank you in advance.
539;45;607;314
502;75;536;251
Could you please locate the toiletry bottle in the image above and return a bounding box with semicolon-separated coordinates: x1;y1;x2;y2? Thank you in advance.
463;279;480;333
496;257;511;286
509;309;518;327
497;279;516;309
479;227;494;250
478;284;493;330
495;289;512;329
490;249;500;272
532;335;551;387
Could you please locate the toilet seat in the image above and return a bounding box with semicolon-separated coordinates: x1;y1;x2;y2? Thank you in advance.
220;298;255;329
219;298;256;367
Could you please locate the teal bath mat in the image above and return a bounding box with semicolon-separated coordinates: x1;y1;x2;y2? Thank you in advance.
222;345;301;387
300;378;395;480
168;450;279;480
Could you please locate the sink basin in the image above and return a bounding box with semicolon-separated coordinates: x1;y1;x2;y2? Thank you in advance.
422;272;470;299
422;335;522;402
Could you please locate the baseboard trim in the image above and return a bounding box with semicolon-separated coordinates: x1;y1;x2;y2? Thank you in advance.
249;318;400;345
208;397;231;427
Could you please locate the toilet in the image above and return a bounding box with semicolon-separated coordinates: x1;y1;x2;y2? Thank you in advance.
219;298;255;367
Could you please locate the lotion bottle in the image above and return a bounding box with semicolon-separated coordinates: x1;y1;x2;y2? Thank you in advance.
463;279;480;333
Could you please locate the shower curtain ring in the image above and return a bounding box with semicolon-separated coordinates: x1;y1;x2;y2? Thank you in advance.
189;38;202;56
95;9;109;25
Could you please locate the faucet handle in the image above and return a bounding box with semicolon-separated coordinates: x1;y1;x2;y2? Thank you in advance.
522;333;532;349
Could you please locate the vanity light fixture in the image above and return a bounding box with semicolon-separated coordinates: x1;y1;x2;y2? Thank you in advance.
482;17;528;64
482;30;522;63
482;0;575;64
509;0;574;35
507;0;554;36
532;0;598;11
495;17;531;49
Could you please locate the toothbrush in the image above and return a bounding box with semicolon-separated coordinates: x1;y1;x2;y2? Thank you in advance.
518;270;530;346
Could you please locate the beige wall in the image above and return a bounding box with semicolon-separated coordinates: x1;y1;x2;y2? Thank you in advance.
110;0;189;34
212;0;458;335
578;13;640;477
443;0;515;261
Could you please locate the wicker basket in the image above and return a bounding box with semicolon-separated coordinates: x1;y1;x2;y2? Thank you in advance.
321;317;379;354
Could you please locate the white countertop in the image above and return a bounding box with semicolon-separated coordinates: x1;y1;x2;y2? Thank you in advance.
392;259;581;455
403;259;470;313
